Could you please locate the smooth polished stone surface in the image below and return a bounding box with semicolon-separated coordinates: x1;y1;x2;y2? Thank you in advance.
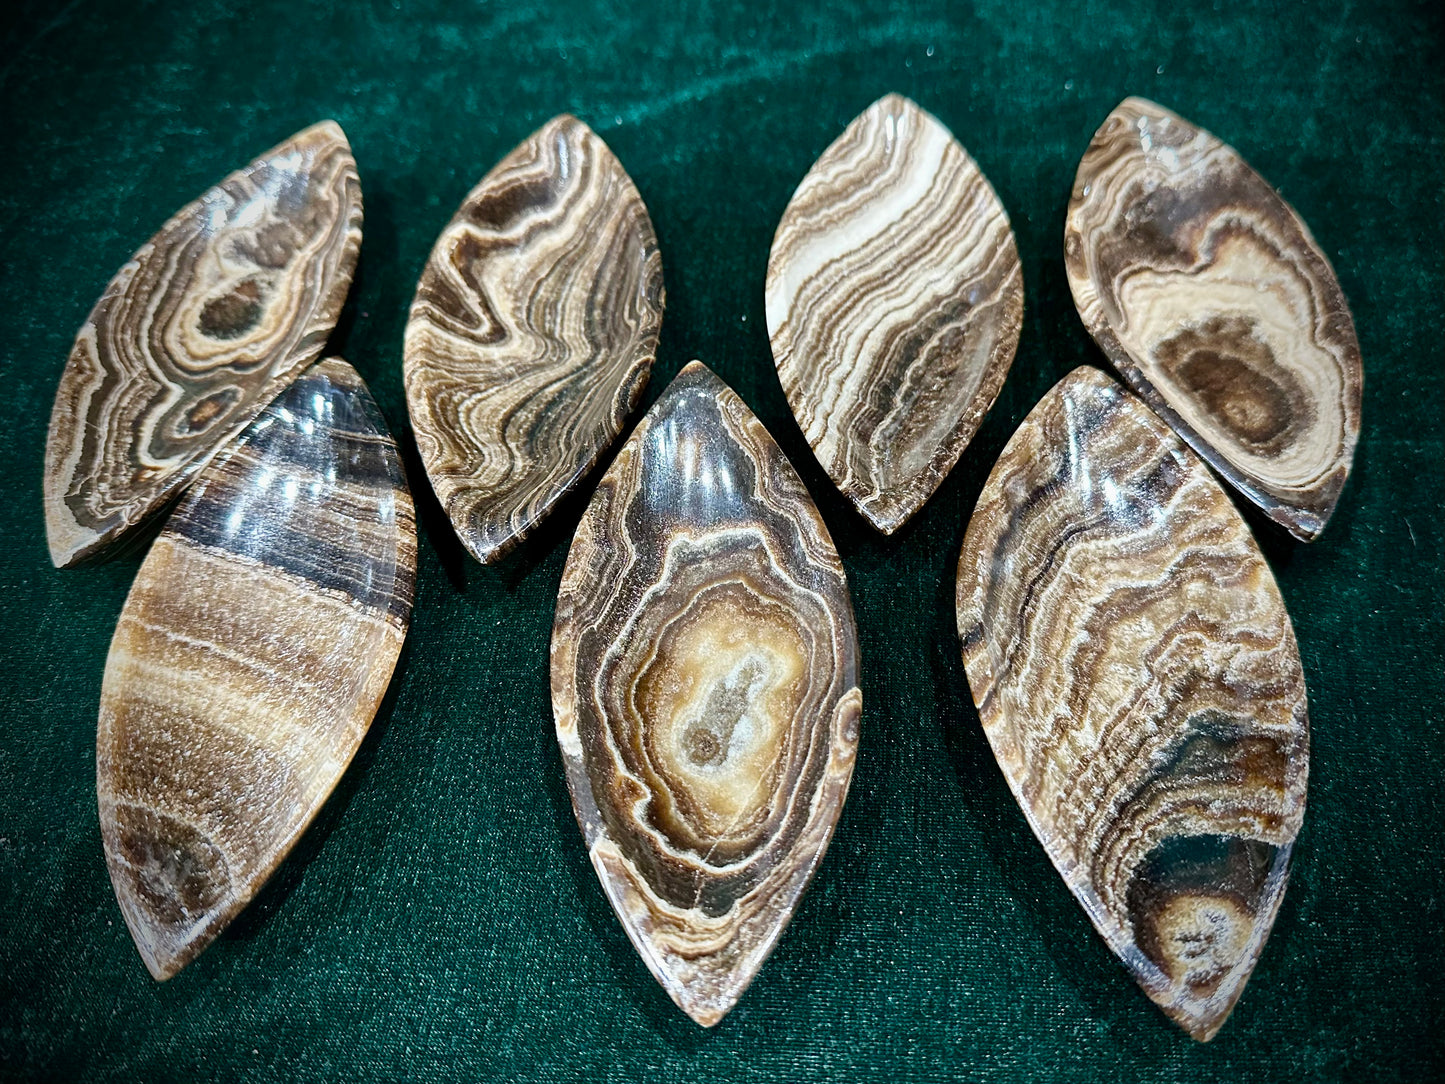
97;358;416;980
1065;97;1362;541
552;361;861;1026
44;121;363;568
956;366;1308;1041
766;93;1023;534
405;114;664;564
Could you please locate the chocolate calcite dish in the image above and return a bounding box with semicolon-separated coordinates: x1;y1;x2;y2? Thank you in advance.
44;121;363;567
955;366;1308;1040
552;362;861;1026
1065;97;1362;541
97;358;416;979
405;114;665;564
766;93;1023;534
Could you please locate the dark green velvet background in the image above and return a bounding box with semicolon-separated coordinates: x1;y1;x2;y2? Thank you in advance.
1;0;1441;1080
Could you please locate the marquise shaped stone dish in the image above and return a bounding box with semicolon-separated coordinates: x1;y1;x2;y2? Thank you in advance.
98;358;416;979
45;121;363;567
405;114;665;564
552;361;861;1026
766;93;1023;534
1065;97;1362;541
956;366;1308;1040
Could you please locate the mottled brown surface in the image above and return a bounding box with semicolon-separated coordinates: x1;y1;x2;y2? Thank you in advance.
552;362;860;1026
766;93;1022;534
1065;97;1361;541
405;114;664;564
44;121;362;567
956;366;1308;1040
98;359;415;979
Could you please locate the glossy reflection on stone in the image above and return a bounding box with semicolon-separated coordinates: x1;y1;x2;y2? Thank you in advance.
98;358;416;979
956;366;1308;1040
45;121;363;568
1065;97;1362;541
405;114;664;564
552;361;860;1026
766;93;1023;534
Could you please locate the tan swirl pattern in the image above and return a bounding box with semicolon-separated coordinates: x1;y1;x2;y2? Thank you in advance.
44;121;363;567
956;366;1308;1041
766;93;1023;534
98;358;415;980
1065;97;1362;541
552;362;860;1026
405;114;664;564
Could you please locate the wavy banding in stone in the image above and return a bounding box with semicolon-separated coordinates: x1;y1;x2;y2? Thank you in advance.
1065;97;1362;541
956;366;1308;1040
45;121;363;567
766;93;1023;533
97;358;416;979
552;361;860;1026
405;114;665;564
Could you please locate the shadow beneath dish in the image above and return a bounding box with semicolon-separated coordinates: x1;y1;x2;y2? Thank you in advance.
392;422;471;593
532;693;717;1050
929;399;1151;1042
221;635;414;945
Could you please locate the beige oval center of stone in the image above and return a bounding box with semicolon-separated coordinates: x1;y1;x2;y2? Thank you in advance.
637;583;807;839
1141;891;1256;997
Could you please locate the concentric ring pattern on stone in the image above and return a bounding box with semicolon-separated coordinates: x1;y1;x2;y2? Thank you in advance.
552;361;860;1026
405;114;664;564
956;366;1308;1041
98;358;416;980
45;121;363;568
766;93;1023;534
1065;97;1362;541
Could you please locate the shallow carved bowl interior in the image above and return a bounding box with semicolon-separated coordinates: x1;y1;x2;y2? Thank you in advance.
956;365;1309;1040
552;361;861;1027
1064;97;1361;541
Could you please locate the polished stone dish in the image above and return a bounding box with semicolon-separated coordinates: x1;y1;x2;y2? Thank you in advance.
1065;97;1362;541
45;121;362;567
956;366;1308;1040
405;114;664;564
552;362;860;1026
767;93;1023;534
97;358;416;979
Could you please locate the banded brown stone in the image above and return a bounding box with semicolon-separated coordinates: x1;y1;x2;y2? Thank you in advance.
45;121;363;567
552;362;860;1025
1065;97;1362;541
405;114;665;564
956;366;1308;1040
98;358;415;979
766;93;1023;534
